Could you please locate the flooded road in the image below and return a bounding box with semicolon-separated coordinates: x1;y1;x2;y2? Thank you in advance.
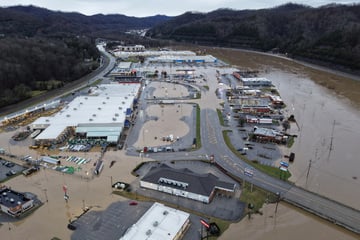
262;69;360;210
206;47;360;239
263;68;360;209
208;47;360;209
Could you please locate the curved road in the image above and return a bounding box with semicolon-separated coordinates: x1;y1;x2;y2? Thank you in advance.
0;44;116;119
3;43;358;234
137;82;360;234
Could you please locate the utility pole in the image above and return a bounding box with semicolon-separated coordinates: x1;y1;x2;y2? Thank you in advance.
306;159;312;187
329;120;336;152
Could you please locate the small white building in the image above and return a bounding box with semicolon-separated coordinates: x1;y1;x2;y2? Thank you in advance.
120;202;190;240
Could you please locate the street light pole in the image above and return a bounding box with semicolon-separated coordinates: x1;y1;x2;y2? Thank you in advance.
306;159;312;187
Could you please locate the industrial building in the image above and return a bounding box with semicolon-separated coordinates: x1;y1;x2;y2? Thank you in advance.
112;50;195;59
31;84;140;146
148;55;218;63
112;45;145;52
240;77;272;87
120;202;190;240
252;126;286;143
0;186;34;217
140;164;236;204
108;62;141;82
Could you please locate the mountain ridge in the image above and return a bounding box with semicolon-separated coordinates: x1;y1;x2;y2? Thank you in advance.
147;3;360;71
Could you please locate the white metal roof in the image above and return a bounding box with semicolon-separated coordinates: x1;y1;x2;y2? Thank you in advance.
33;84;140;140
241;77;272;83
113;50;196;58
117;62;132;69
120;202;190;240
148;54;217;63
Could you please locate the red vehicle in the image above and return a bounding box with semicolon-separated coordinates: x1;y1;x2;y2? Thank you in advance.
129;201;138;206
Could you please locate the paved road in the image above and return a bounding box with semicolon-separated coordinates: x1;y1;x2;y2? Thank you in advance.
0;44;115;119
132;79;360;234
201;109;360;234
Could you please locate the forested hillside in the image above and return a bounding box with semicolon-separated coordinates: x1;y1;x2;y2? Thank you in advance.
0;6;170;108
147;4;360;71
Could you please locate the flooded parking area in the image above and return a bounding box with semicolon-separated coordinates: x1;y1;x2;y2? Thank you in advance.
261;69;360;209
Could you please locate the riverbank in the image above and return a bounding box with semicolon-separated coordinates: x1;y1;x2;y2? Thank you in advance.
208;47;360;109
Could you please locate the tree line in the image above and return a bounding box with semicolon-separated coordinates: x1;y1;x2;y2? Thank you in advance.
147;4;360;72
0;36;99;108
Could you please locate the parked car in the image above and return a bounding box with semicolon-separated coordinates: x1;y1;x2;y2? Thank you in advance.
22;166;40;176
5;162;15;168
6;170;17;176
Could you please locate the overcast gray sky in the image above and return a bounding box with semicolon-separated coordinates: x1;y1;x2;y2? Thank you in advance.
0;0;357;17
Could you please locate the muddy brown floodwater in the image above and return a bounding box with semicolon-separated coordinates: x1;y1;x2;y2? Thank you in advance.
203;47;360;240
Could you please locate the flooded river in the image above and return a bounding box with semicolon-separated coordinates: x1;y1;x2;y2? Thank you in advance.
260;65;360;210
205;47;360;239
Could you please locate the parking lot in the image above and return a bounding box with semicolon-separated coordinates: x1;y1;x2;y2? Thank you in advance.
70;199;224;240
133;160;245;221
0;158;25;181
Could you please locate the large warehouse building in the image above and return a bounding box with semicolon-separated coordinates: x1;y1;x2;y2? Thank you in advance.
120;202;190;240
31;84;141;146
148;54;218;63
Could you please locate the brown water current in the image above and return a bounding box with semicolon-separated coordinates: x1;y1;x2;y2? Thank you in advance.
263;68;360;209
208;48;360;239
209;47;360;209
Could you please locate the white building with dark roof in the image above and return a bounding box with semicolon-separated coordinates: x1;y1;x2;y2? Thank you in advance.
140;164;236;204
120;202;190;240
0;186;34;217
